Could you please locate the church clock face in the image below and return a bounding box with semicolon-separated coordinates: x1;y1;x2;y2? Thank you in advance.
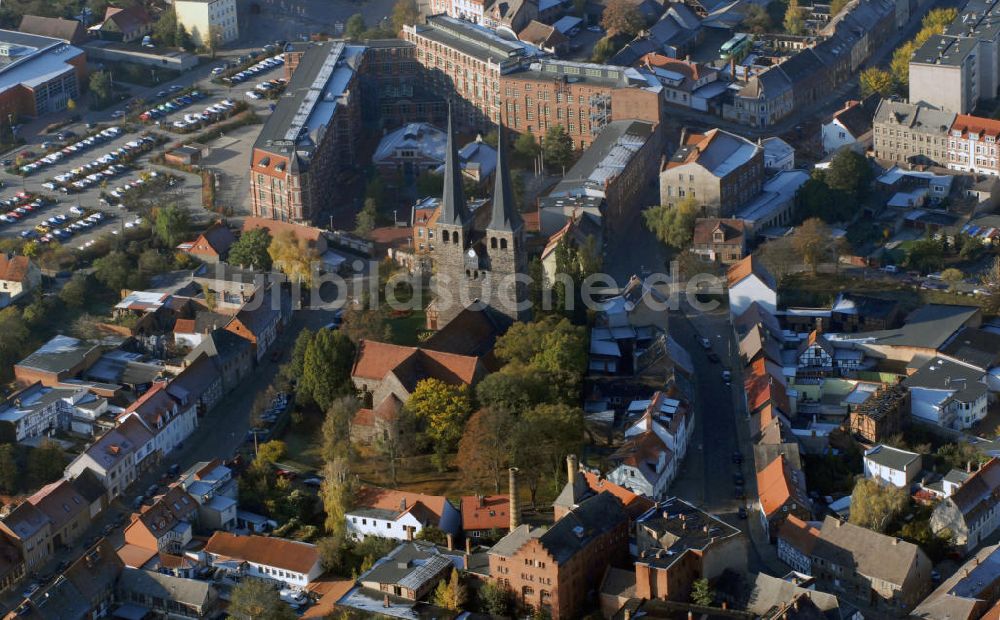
466;248;477;258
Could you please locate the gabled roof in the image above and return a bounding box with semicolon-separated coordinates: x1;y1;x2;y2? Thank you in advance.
117;567;214;610
734;301;782;338
102;5;151;33
518;20;568;48
460;495;510;531
205;531;319;574
18;15;86;44
351;393;401;429
693;218;746;245
242;217;323;244
421;306;507;359
745;372;790;414
127;486;197;545
756;454;808;517
353;486;453;523
351;340;481;393
739;325;783;364
797;329;834;359
864;444;920;472
0;254;34;282
830;95;879;139
727;254;777;289
27;479;88;534
184;328;252;367
229;286;284;337
609;430;671;487
121;382;177;431
948;458;1000;521
1;502;50;541
186;222;236;258
778;515;819;556
814;515;926;587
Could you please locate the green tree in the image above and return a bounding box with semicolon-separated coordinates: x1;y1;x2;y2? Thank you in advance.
229;228;273;270
59;272;90;308
514;403;584;504
345;13;366;40
391;0;421;32
891;41;915;85
849;478;909;533
480;580;512;616
406;378;473;471
691;577;715;606
906;238;944;273
476;367;556;413
495;315;588;377
514;131;541;163
138;248;171;275
153;204;189;248
601;0;644;36
299;328;356;411
542;125;573;170
93;251;133;292
320;456;354;536
28;440;65;488
254;440;286;468
742;4;772;33
355;198;378;238
860;67;894;98
340;304;391;343
643;196;700;249
415;524;448;545
825;149;873;199
0;444;19;494
922;7;958;31
458;408;514;493
89;71;113;108
797;175;847;222
829;0;849;15
791;218;833;273
321;395;360;463
941;268;965;290
153;8;178;46
175;23;193;50
268;230;319;286
591;36;617;63
784;0;804;34
227;579;296;620
431;570;468;611
0;307;29;380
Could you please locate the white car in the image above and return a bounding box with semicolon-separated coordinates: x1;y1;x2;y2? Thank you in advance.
246;91;262;100
111;110;125;118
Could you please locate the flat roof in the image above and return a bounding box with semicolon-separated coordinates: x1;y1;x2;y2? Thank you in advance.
0;29;83;94
16;335;95;375
912;34;978;67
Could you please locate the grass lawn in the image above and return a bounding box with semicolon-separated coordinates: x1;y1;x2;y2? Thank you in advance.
779;272;992;312
277;413;324;473
387;309;428;346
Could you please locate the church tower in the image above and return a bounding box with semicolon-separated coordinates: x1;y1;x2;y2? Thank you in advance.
428;113;528;330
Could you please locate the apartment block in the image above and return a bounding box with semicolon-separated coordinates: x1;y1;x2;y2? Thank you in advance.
174;0;238;48
948;114;1000;176
909;35;981;114
660;128;764;217
872;99;955;166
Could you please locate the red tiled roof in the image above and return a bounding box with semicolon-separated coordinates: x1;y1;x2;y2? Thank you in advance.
354;486;451;522
243;217;322;244
205;531;319;574
692;218;746;246
757;454;804;517
581;471;655;518
0;255;33;283
460;495;510;531
351;394;401;428
726;254;777;289
952;114;1000;140
351;340;481;388
778;515;819;555
116;543;157;568
174;318;196;334
640;53;708;80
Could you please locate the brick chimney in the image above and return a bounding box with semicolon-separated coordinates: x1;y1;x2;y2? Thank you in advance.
446;532;454;550
509;467;521;530
566;454;578;484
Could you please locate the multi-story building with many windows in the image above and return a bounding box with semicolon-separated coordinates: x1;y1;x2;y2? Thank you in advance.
249;40;361;223
948;114;1000;176
174;0;239;48
872;98;955;166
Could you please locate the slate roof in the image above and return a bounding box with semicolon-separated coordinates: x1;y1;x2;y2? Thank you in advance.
359;541;453;592
864;444;920;472
938;327;1000;370
117;567;214;609
948;458;1000;523
490;492;627;563
27;479;88;534
846;304;980;350
184;328;252;367
831;95;879;139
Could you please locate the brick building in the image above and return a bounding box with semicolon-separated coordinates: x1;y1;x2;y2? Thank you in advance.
848;382;909;444
249;40;361;223
0;31;86;122
488;492;629;619
499;61;663;149
872;99;954;167
634;498;748;601
691;218;747;264
357;39;447;130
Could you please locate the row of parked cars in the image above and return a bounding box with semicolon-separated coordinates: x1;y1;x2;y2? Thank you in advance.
245;78;287;100
103;170;162;205
222;53;285;85
18;127;124;176
170;98;238;131
0;193;51;225
42;135;158;193
22;210;106;244
138;90;207;122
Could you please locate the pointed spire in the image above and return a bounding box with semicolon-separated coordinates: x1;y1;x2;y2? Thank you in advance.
488;114;522;232
440;104;469;227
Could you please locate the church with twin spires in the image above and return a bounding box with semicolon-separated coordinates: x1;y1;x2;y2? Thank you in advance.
426;111;529;331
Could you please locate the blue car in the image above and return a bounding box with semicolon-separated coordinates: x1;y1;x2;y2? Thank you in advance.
19;230;35;239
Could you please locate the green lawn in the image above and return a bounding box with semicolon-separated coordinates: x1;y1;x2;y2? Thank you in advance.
388;310;428;346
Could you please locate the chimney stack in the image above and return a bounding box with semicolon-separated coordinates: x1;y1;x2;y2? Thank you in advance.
465;537;472;554
566;454;578;484
446;533;454;550
509;468;521;530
